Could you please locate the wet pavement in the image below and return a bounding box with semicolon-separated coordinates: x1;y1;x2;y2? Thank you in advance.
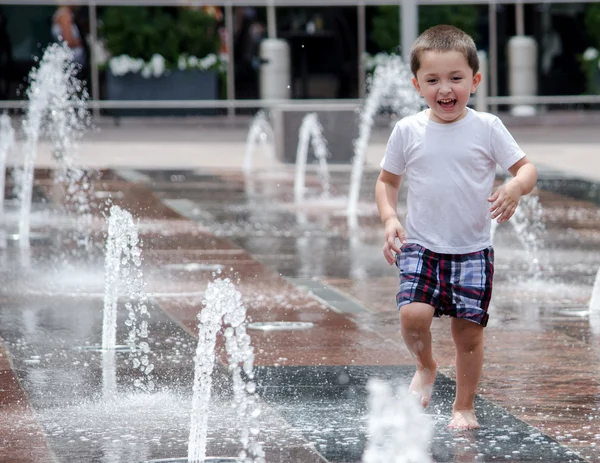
1;161;600;462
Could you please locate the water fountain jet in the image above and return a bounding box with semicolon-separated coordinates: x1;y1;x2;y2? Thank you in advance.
0;113;15;221
243;111;276;175
588;267;600;313
508;194;545;280
294;113;331;204
102;204;155;392
187;278;264;463
362;378;432;463
18;42;89;248
347;55;421;228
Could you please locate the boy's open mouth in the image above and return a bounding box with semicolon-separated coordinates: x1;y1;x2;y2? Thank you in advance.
438;98;457;110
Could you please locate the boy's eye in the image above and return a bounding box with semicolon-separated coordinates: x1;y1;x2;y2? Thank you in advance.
427;79;437;84
451;77;463;81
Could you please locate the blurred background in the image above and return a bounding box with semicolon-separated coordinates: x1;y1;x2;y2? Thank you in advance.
0;1;599;115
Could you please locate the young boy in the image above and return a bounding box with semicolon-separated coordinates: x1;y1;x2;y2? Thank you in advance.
375;25;538;430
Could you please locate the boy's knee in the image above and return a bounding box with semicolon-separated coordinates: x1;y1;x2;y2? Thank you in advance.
399;303;434;331
451;319;484;348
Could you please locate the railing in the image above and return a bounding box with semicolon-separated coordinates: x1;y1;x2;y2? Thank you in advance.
2;0;600;117
0;98;364;110
6;0;600;5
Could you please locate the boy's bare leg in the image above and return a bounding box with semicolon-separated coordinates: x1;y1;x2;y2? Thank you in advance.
449;318;484;430
399;302;437;408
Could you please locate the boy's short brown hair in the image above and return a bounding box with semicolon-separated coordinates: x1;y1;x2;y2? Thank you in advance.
410;25;479;77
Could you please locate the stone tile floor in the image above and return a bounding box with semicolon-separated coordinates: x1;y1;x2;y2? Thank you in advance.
0;165;599;462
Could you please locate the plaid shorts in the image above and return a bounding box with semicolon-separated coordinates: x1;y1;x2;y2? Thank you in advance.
395;243;494;327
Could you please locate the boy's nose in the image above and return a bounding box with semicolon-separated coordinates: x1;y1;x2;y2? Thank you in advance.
439;82;451;94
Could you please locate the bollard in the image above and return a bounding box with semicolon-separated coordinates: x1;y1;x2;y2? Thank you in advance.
508;36;538;116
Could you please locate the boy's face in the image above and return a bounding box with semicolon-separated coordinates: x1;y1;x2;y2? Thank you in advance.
412;50;481;124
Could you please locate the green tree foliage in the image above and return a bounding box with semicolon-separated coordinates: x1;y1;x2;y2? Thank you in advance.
100;7;219;64
177;8;220;59
370;5;480;54
585;3;600;50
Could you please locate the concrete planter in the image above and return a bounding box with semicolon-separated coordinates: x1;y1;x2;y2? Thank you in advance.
105;69;220;116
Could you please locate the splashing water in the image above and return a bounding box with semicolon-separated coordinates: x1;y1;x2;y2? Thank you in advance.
19;42;90;248
0;113;15;219
62;167;95;251
294;113;331;203
243;110;276;174
490;217;499;242
509;193;545;280
188;278;264;463
103;205;155;392
589;267;600;312
347;55;422;227
362;379;432;463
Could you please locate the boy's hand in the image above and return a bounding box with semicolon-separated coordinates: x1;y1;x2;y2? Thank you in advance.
488;179;522;223
383;218;407;265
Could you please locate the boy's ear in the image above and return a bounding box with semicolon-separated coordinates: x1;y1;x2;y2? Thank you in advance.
471;72;482;94
412;76;422;95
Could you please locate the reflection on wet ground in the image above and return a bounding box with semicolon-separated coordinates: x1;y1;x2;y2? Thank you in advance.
1;165;599;462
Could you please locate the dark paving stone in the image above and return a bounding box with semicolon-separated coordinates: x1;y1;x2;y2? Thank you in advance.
254;365;586;463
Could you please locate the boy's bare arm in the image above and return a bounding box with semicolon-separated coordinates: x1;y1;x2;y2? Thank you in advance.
376;170;401;222
488;156;538;223
507;157;538;195
376;170;407;264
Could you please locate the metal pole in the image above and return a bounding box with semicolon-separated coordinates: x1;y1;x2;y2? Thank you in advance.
267;0;276;39
225;2;235;119
88;1;100;118
357;2;366;98
488;0;498;113
475;50;488;112
515;0;525;36
401;0;418;63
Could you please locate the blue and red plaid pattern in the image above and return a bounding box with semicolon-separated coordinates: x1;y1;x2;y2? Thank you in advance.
395;243;494;326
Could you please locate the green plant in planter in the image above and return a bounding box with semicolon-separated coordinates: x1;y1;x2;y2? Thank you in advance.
585;4;600;52
177;8;221;60
579;48;599;95
99;6;222;75
370;5;480;55
582;3;600;94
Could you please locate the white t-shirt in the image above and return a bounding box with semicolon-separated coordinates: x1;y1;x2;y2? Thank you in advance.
380;108;525;254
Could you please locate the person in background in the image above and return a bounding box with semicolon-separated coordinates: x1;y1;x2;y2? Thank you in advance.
233;7;265;99
51;5;86;66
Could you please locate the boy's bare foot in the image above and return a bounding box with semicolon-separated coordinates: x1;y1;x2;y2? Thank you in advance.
448;409;480;430
408;363;437;408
